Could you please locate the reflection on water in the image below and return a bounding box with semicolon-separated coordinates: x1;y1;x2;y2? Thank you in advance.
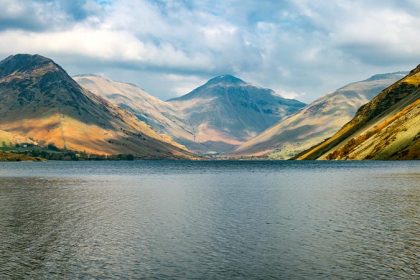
0;161;419;279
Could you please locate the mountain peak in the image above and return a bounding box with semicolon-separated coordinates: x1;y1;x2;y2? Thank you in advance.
366;71;407;81
0;54;58;77
206;74;246;86
73;73;103;78
409;64;420;75
2;54;52;65
167;74;249;102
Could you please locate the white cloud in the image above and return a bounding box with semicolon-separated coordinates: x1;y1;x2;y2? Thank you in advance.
0;0;418;102
0;27;215;71
293;0;420;65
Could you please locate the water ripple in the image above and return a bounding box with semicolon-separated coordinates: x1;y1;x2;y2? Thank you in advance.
0;161;418;279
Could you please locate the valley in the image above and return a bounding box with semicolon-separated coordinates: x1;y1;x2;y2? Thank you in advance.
0;54;418;161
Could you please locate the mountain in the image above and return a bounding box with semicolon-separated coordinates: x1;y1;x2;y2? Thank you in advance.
297;66;420;160
0;54;193;159
168;74;306;153
73;75;202;150
75;74;305;155
233;72;406;159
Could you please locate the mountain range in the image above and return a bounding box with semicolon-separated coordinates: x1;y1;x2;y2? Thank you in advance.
0;54;192;159
297;65;420;160
233;72;406;159
0;53;418;160
167;75;306;153
75;73;306;155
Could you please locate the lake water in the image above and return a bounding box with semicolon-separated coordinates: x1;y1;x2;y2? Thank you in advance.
0;161;418;279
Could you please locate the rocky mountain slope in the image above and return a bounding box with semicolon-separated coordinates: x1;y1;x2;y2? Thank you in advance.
233;73;405;159
74;75;201;150
168;75;305;153
0;54;192;158
297;66;420;160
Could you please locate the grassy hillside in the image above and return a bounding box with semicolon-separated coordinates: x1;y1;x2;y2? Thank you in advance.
233;73;404;159
75;75;195;141
297;65;420;160
0;54;194;159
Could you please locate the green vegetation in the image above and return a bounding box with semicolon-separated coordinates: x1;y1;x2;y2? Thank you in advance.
0;143;136;161
0;151;41;161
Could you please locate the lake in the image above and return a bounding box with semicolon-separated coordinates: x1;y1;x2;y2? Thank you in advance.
0;161;418;279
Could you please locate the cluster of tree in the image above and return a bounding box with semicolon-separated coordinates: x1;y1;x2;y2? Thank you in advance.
1;143;136;161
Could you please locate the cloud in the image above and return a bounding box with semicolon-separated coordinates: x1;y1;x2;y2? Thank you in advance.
0;0;418;102
0;0;107;31
294;0;420;66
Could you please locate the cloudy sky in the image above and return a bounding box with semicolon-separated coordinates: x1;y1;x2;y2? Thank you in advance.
0;0;419;102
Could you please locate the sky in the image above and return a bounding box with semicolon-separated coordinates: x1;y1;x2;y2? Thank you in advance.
0;0;419;102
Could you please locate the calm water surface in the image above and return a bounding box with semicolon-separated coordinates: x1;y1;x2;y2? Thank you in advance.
0;161;419;279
